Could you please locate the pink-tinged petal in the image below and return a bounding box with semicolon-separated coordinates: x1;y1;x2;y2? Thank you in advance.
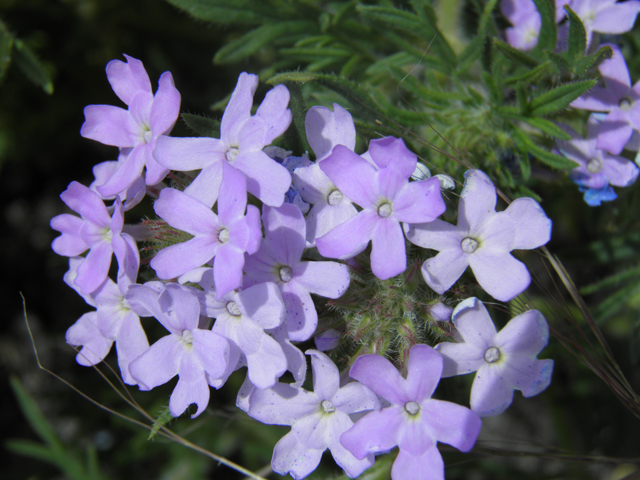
76;241;113;295
81;105;139;147
129;334;182;390
192;329;230;383
213;245;244;299
114;315;149;385
149;72;180;134
150;236;218;280
305;104;356;161
469;251;530;301
66;312;113;366
221;72;259;143
349;354;408;405
451;297;497;348
371;218;406;280
154;185;218;235
340;406;404;459
405;345;443;401
421;248;469;295
307;350;340;400
61;182;111;227
281;283;318;342
96;144;147;197
392;448;444;480
393;178;445;224
602;153;640;187
51;215;89;256
458;170;497;234
170;354;209;417
326;413;375;478
249;383;321;426
262;203;305;266
596;111;634;155
294;261;350;299
320;145;378;208
306;199;358;244
398;415;436;456
271;432;323;480
504;198;551;250
469;363;514;416
154;135;226;170
497;310;549;357
422;399;481;451
405;219;462;251
435;342;485;377
475;211;516;252
316;210;378;260
368;137;417;178
219;162;248;224
106;55;151;105
332;381;380;414
238;282;286;330
233;150;291;207
255;84;291;145
591;2;640;35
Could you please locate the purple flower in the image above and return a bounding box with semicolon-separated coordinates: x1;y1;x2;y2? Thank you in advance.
81;55;180;196
248;350;379;479
50;182;139;295
244;203;351;342
405;170;552;301
66;312;113;367
90;153;146;211
571;44;640;155
154;72;292;208
501;0;541;51
315;137;446;280
435;297;554;416
150;163;261;298
127;283;230;418
340;345;482;480
556;117;639;190
569;0;640;47
293;104;359;244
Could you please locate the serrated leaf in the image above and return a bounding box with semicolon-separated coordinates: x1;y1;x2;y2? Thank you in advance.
280;81;310;154
529;79;597;116
564;5;586;60
163;0;279;25
520;117;572;140
12;39;53;94
457;0;499;73
547;51;572;74
531;0;557;52
214;21;316;64
574;44;613;75
513;128;577;169
481;71;501;103
494;38;539;67
504;61;551;85
181;113;220;137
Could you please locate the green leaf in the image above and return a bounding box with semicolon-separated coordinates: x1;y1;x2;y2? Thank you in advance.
504;61;551;86
148;405;174;440
564;5;586;60
547;51;572;74
529;79;597;116
456;0;499;73
163;0;280;25
181;113;220;137
516;185;542;202
494;38;538;67
214;21;316;64
516;84;528;114
574;44;613;76
481;71;501;103
280;81;311;154
12;39;53;94
5;439;57;463
513;128;577;169
388;66;465;105
0;20;14;82
520;117;572;140
531;0;557;52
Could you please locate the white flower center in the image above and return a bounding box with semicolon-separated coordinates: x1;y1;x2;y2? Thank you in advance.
377;202;392;218
143;129;153;144
226;146;240;162
181;330;194;349
279;265;293;283
586;157;602;174
327;189;343;206
226;301;241;317
218;227;229;243
461;237;479;254
404;401;420;416
102;227;113;242
484;347;501;363
321;400;336;414
619;98;633;111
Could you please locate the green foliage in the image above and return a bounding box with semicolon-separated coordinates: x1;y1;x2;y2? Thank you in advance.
181;113;220;137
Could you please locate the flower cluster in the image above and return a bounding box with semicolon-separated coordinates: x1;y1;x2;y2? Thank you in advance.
51;56;556;480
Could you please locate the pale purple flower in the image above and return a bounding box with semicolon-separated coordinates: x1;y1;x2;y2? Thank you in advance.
90;152;146;211
127;283;230;418
556;117;639;190
154;72;292;208
429;302;453;322
293;104;359;244
66;313;113;367
248;350;379;479
435;297;554;416
244;203;351;342
571;44;640;154
569;0;640;47
50;181;140;295
150;163;261;298
81;55;180;196
316;137;446;280
340;345;482;480
315;328;341;351
405;170;552;302
502;0;541;51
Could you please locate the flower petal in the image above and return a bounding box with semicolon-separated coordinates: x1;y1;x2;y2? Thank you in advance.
404;218;462;251
149;72;181;135
233;150;291;207
271;431;323;480
170;354;209;418
469;251;530;301
371;218;406;279
405;344;443;401
221;72;259;143
393;177;445;224
294;261;351;299
497;309;549;357
421;248;469;295
248;383;320;426
368;136;417;178
340;407;404;459
320;145;378;209
391;448;444;480
106;55;151;105
349;354;408;405
504;198;551;250
457;170;497;234
305;104;356;161
129;334;182;390
307;350;340;400
316;210;377;260
81;105;138;147
422;399;481;452
66;312;113;366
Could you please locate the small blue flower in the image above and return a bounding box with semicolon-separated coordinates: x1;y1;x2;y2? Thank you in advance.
576;183;618;207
